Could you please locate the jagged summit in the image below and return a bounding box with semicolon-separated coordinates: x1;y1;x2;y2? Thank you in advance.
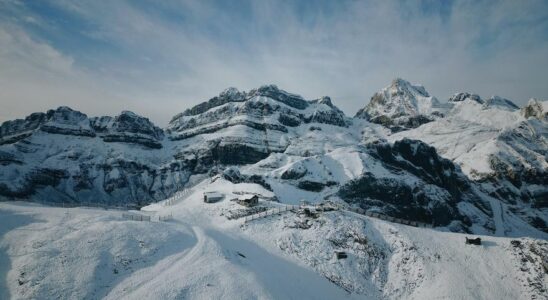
0;106;164;148
167;85;348;139
521;98;547;119
484;96;520;111
448;92;483;104
355;78;445;132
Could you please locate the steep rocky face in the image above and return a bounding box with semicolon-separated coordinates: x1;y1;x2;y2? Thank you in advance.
39;106;96;137
0;112;48;145
389;95;548;233
171;87;247;119
0;107;181;206
483;119;548;217
0;107;96;145
166;85;348;170
0;86;349;205
448;92;483;104
338;139;493;232
168;86;346;137
355;78;446;132
91;111;164;149
521;98;547;120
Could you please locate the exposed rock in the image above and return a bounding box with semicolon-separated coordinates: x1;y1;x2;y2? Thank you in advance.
448;92;483;104
91;111;164;148
339;139;493;231
40;107;96;137
356;78;446;131
221;167;272;191
0;112;48;145
521;98;547;120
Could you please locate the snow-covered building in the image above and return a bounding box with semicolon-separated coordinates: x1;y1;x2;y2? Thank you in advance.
203;192;223;203
237;195;259;207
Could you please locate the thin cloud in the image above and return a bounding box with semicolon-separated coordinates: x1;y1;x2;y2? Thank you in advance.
0;0;546;126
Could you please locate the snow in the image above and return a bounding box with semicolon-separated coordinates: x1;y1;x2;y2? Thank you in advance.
1;178;546;299
388;98;542;179
1;83;547;299
359;78;446;120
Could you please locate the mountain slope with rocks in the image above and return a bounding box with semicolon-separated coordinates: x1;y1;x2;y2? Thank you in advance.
0;82;546;236
355;78;447;132
389;95;548;233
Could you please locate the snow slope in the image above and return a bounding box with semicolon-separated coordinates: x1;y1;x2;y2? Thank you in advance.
1;179;546;299
389;97;548;232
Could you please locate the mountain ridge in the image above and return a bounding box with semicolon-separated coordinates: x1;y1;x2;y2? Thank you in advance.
1;80;546;236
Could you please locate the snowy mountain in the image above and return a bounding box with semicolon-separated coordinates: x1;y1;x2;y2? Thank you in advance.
355;78;447;132
0;82;546;236
1;80;547;299
390;94;548;233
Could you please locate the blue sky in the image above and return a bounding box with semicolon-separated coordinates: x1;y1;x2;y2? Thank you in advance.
1;0;547;126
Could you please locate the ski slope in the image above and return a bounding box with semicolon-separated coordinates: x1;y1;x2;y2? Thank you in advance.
1;179;547;299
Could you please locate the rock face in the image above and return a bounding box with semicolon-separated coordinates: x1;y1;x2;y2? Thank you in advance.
0;108;89;145
521;98;547;120
0;107;180;206
448;92;483;104
91;111;164;149
389;94;548;233
167;85;348;171
0;86;348;206
338;139;493;231
355;78;446;132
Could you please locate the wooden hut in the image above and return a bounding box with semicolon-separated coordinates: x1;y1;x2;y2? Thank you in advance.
238;195;259;207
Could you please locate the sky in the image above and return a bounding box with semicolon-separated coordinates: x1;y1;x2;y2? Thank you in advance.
0;0;547;126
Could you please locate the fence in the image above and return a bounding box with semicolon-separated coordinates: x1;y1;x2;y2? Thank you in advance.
243;202;432;228
122;212;173;222
243;205;299;223
163;189;190;206
344;206;433;228
158;213;173;222
122;213;151;222
38;200;139;211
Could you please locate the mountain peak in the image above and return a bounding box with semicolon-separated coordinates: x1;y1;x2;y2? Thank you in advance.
484;96;519;111
521;98;547;119
389;78;430;97
448;92;483;104
355;78;443;131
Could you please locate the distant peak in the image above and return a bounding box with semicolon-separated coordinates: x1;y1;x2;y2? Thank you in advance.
318;96;333;107
391;77;409;86
521;98;547;119
484;96;519;111
257;84;279;92
220;87;241;97
54;106;76;112
120;110;138;117
388;78;429;97
449;92;483;104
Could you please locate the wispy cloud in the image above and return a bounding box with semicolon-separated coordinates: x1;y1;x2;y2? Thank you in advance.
1;0;547;125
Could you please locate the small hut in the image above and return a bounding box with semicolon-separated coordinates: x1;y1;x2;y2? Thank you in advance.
465;237;482;245
334;251;348;259
237;195;259;207
204;192;223;203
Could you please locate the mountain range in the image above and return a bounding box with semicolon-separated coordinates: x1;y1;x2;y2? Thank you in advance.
1;78;546;236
